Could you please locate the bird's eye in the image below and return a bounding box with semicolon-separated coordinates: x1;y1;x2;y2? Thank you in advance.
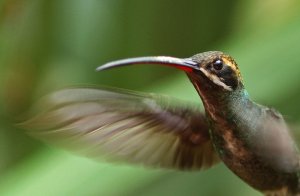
212;59;223;71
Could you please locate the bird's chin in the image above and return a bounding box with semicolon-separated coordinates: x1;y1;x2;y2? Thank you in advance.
186;71;214;89
186;71;231;98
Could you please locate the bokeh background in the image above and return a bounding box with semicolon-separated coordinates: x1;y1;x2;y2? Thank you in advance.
1;0;300;195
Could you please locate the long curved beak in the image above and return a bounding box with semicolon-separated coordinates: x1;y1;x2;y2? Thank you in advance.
96;56;199;72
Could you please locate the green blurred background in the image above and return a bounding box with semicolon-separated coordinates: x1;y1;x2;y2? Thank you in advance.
1;0;300;195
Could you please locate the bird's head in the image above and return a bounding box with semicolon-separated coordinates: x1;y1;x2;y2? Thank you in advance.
188;51;243;92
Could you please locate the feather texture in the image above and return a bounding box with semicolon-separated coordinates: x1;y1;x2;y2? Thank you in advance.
21;87;219;170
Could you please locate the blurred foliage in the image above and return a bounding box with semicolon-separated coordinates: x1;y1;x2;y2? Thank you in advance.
0;0;300;195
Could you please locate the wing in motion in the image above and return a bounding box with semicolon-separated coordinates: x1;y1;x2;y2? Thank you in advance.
20;87;219;170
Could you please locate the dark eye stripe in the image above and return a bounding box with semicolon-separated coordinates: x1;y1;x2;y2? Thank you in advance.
216;66;238;89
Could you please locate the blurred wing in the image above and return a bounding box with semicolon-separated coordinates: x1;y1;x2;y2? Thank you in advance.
253;108;300;172
21;87;219;170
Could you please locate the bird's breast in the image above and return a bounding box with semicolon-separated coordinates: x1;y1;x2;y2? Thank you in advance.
207;104;300;192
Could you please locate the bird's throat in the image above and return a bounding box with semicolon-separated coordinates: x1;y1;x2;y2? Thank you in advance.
187;72;254;166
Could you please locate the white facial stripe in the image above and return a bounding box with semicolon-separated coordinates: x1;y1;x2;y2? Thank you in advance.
199;68;233;91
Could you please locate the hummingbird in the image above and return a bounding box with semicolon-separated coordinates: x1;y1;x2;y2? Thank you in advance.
22;51;300;196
